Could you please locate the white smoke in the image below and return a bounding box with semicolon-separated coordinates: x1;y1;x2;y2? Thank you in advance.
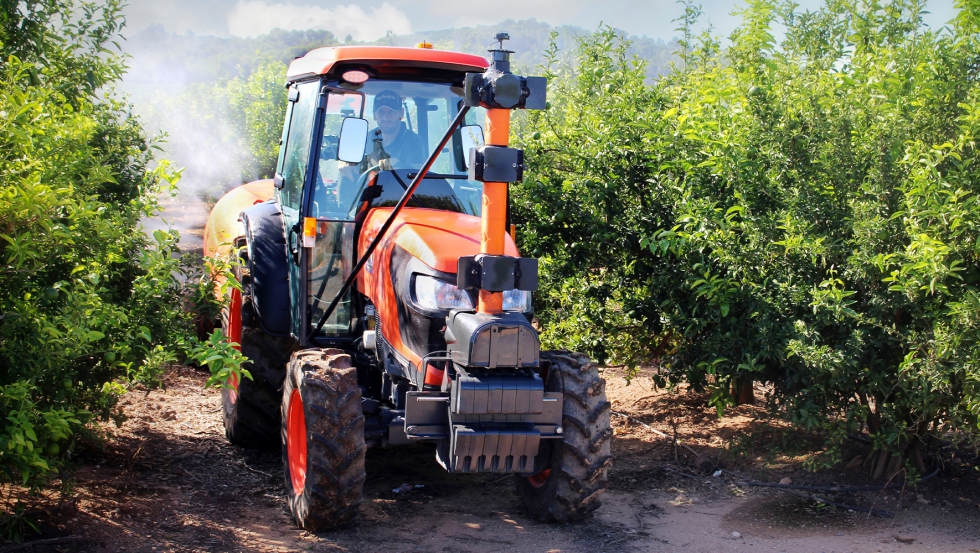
226;1;411;41
122;79;257;252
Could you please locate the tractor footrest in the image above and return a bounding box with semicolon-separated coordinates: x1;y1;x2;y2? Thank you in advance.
439;425;540;474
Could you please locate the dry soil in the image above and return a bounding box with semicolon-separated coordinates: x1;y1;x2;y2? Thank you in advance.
5;365;980;553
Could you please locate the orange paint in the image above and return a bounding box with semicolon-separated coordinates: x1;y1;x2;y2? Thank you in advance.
355;206;519;385
480;183;508;258
478;109;511;314
286;389;307;494
423;365;444;387
287;46;488;81
484;108;511;145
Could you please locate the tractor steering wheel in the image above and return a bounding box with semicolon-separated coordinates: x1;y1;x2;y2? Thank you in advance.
343;164;381;218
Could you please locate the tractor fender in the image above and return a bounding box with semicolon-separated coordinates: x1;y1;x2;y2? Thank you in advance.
241;201;292;337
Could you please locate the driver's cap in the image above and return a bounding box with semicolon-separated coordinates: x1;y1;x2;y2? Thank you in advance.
373;90;401;113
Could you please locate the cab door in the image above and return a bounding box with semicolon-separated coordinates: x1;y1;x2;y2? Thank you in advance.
275;80;320;340
302;90;365;341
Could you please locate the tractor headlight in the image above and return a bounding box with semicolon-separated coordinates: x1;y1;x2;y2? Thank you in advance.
412;275;531;312
502;289;531;312
414;275;473;310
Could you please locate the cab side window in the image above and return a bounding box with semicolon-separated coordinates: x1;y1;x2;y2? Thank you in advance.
278;81;319;215
426;99;452;173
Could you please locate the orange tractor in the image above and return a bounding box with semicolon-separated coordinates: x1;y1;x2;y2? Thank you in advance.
203;35;612;530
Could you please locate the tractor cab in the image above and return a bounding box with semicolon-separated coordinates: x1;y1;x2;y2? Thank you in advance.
273;49;491;344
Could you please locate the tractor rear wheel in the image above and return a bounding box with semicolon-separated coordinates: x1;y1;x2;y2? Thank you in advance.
515;350;612;522
222;262;294;449
221;326;292;447
282;349;366;531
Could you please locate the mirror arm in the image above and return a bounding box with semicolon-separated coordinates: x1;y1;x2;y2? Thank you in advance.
308;106;471;340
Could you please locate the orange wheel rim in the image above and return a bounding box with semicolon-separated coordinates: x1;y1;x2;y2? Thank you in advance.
287;389;307;494
227;287;243;350
226;286;243;404
526;468;550;488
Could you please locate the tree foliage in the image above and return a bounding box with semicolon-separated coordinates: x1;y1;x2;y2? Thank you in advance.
0;0;213;493
224;59;289;178
514;29;668;365
518;0;980;470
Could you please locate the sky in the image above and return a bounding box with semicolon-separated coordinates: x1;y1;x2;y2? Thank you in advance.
121;0;958;42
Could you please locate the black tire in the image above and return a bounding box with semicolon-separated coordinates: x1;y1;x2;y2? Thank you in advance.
222;326;294;448
222;260;295;449
282;349;366;531
515;350;613;522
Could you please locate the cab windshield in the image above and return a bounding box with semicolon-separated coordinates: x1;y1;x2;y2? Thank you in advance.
312;80;486;221
304;78;486;338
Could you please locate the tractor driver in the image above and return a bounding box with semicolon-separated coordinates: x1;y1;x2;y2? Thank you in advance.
336;90;426;214
366;89;425;170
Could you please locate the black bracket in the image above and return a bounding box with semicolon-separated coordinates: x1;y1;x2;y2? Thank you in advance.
464;73;547;110
463;32;546;111
468;145;523;183
457;255;538;292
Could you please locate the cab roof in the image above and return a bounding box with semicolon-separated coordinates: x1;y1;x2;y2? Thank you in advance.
286;46;489;82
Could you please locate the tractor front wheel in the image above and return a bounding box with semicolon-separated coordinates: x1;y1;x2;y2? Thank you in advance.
282;349;366;531
222;326;295;447
515;350;612;522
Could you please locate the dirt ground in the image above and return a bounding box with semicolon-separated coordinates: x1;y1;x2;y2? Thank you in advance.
7;365;980;553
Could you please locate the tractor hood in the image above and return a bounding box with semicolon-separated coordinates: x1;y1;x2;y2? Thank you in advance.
359;208;519;275
356;207;523;388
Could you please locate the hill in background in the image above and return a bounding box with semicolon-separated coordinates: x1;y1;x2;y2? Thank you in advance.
121;18;679;90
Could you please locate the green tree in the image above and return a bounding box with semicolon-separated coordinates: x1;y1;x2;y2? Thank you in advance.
519;0;980;476
514;28;669;365
0;0;192;498
226;58;288;178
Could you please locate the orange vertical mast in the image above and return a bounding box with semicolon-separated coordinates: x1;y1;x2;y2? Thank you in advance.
478;108;511;314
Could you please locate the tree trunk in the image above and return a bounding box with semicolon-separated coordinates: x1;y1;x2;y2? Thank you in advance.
858;437;925;480
732;378;754;406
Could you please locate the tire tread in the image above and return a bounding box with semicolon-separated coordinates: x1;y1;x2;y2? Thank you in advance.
282;351;366;531
515;350;612;522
